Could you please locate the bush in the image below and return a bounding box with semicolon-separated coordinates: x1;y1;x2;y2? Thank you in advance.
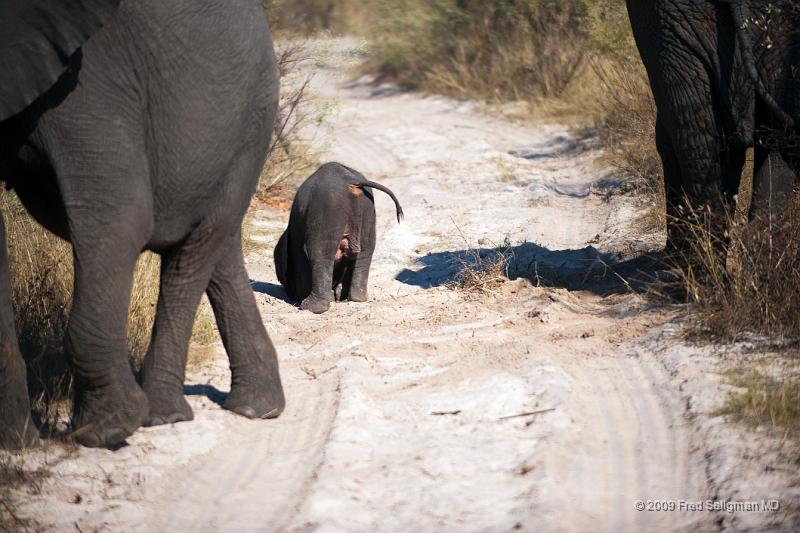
258;42;321;192
362;0;591;100
585;0;661;193
263;0;370;34
674;196;800;341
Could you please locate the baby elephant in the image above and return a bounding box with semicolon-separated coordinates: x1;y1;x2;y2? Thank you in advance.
274;162;403;313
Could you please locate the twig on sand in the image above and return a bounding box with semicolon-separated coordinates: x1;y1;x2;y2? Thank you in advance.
497;408;555;421
2;500;30;533
301;364;338;380
431;410;462;416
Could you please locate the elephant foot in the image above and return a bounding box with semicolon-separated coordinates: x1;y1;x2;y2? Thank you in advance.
72;378;148;448
347;286;368;303
224;376;285;420
142;384;194;427
333;284;344;302
300;295;331;314
0;357;40;450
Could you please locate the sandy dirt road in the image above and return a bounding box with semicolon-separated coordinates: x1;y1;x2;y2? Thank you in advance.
6;41;798;533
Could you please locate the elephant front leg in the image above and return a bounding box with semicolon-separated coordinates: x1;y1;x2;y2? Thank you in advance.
206;233;284;419
0;216;39;449
67;238;148;448
140;240;219;427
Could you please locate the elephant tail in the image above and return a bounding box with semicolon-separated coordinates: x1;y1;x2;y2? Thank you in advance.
726;0;795;128
352;181;404;224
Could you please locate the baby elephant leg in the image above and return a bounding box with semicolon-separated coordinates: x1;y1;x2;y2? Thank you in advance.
346;210;376;302
346;253;373;302
332;259;350;301
300;235;339;313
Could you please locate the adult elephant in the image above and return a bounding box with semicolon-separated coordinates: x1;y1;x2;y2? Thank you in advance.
626;0;799;250
0;0;285;448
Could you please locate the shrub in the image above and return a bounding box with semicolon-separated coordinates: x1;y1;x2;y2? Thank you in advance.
674;196;800;341
258;42;320;192
363;0;591;100
263;0;372;35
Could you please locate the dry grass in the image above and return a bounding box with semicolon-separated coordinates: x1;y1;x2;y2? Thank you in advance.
670;195;800;342
450;225;512;294
264;0;372;35
717;369;800;438
660;193;800;434
258;42;321;192
453;249;511;294
360;1;590;102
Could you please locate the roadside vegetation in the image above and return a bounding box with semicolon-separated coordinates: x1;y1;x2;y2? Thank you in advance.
267;0;799;435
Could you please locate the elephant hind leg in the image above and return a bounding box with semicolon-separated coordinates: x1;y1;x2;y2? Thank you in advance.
0;216;39;449
207;232;284;420
140;228;225;427
332;257;351;301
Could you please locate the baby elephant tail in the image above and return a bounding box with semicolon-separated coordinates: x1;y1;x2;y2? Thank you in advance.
354;181;404;223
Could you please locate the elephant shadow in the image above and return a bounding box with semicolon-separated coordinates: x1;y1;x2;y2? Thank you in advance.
250;280;295;305
395;241;670;296
184;383;227;407
507;129;599;161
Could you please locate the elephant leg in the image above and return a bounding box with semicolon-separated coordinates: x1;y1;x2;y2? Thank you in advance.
656;114;687;254
346;253;373;303
300;240;338;314
291;250;313;305
206;232;284;419
0;216;39;449
274;230;291;295
647;43;734;253
346;200;376;303
721;148;746;201
67;228;148;448
140;233;221;427
332;258;349;301
750;145;796;223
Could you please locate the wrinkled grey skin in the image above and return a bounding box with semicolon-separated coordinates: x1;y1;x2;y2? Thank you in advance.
0;0;285;449
626;0;799;248
274;163;404;314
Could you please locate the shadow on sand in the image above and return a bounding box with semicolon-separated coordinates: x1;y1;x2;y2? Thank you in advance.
396;242;670;297
251;280;295;305
185;384;228;407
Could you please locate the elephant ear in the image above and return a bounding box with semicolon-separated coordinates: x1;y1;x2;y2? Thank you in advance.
0;0;121;121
